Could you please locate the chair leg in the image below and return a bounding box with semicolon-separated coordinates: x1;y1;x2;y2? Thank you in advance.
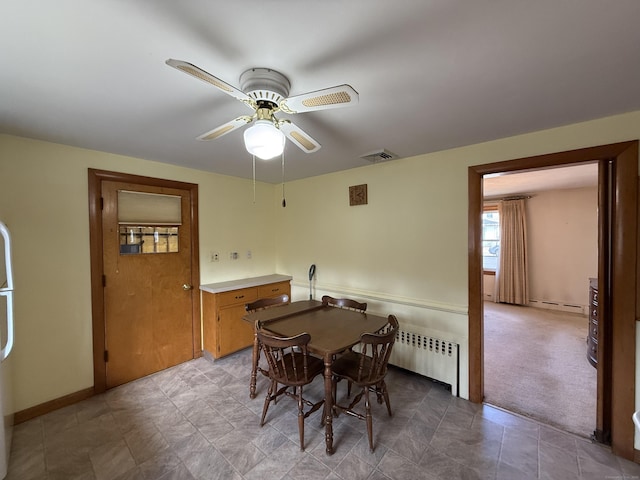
381;381;392;417
364;387;374;452
250;334;260;399
374;380;392;417
260;379;276;427
297;386;305;451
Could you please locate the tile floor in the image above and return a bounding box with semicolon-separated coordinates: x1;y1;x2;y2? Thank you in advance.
6;349;640;480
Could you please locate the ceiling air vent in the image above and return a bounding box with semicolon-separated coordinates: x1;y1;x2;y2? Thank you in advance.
360;149;399;163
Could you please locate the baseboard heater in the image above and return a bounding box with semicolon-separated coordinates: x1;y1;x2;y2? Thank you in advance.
528;299;586;315
389;329;459;396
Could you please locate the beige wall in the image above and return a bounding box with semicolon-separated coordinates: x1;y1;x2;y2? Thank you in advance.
528;186;598;309
275;111;640;401
1;109;639;412
483;186;598;312
0;135;278;411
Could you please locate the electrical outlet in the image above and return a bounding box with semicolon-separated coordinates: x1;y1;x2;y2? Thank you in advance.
210;251;219;262
229;252;238;260
246;250;252;259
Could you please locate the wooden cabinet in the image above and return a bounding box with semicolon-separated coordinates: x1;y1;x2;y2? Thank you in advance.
587;277;598;368
201;275;291;359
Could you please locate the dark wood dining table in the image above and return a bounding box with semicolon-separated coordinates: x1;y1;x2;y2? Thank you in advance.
243;299;389;454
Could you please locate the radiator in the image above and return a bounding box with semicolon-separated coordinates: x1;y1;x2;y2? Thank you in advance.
389;329;460;396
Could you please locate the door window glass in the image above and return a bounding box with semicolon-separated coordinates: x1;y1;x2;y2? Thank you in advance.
117;190;181;255
119;226;179;254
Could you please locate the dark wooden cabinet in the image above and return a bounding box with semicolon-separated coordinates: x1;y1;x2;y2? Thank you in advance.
587;277;598;368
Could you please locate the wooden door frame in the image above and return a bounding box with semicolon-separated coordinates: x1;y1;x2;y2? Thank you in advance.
468;141;638;460
88;169;201;394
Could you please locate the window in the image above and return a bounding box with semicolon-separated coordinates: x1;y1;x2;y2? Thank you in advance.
119;226;179;254
482;208;500;272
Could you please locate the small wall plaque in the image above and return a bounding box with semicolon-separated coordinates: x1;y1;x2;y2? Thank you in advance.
349;184;368;206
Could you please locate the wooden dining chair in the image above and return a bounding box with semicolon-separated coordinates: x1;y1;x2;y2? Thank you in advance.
321;295;367;312
247;294;290;313
257;329;325;451
322;295;368;395
331;314;399;452
246;294;290;398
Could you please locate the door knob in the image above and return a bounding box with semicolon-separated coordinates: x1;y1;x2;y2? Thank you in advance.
182;284;193;291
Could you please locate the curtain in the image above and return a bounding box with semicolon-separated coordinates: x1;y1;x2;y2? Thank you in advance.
494;198;529;305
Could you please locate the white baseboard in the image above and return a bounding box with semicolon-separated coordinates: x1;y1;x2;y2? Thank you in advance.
528;299;587;315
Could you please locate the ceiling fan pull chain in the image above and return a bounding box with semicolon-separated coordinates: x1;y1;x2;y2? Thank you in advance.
281;151;286;208
252;154;256;204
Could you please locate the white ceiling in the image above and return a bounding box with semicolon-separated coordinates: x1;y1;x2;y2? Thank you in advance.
2;1;640;184
483;163;599;199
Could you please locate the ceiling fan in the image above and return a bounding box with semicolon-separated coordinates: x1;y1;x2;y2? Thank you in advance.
166;59;359;160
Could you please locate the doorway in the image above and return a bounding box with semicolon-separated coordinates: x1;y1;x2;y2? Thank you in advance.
482;166;598;437
468;141;638;459
88;169;201;393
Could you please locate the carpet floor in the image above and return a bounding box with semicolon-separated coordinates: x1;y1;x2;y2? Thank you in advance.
483;301;597;438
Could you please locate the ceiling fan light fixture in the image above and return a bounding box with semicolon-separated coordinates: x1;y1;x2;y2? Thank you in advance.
167;60;357;157
243;120;285;160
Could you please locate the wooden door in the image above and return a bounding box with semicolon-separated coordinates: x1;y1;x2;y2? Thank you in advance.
102;181;194;388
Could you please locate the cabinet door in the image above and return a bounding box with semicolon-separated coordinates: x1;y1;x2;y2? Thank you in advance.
218;304;255;357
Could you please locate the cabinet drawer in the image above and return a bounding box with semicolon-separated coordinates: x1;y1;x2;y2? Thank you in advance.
258;281;290;298
217;287;258;308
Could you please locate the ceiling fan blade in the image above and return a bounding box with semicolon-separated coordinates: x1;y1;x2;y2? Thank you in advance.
279;84;359;114
278;120;321;153
166;59;255;108
197;116;254;141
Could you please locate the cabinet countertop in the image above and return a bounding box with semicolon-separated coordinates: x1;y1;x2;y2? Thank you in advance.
200;274;292;294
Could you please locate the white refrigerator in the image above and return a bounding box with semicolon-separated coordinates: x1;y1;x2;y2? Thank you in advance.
0;221;15;478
